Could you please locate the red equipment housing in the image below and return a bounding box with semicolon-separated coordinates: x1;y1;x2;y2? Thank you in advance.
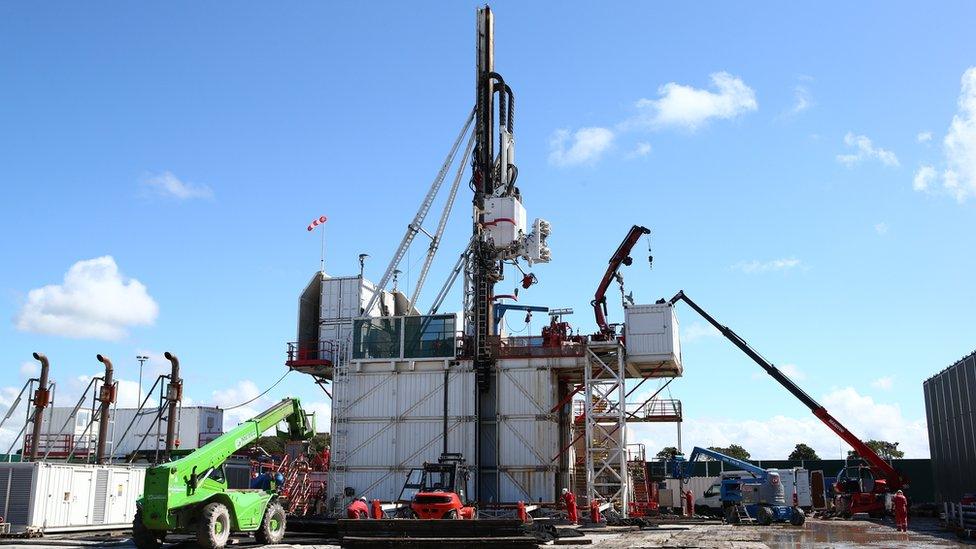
592;225;650;339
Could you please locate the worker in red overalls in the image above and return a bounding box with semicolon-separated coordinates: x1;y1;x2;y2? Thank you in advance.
684;489;694;517
346;496;369;519
562;488;578;524
893;489;909;531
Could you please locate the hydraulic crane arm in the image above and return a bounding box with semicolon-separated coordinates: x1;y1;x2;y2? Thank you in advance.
668;290;908;491
680;446;767;480
592;225;650;338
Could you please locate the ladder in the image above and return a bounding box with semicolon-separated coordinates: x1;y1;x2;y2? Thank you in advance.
328;340;351;515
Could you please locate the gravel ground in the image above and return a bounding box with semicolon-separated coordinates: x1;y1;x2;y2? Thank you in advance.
0;517;971;548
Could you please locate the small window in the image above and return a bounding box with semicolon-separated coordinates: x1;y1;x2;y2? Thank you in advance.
704;485;719;497
207;416;215;429
209;467;225;483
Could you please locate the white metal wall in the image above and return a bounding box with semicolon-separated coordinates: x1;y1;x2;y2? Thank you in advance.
332;360;559;504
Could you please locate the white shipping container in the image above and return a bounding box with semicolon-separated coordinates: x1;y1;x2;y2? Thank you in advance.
0;462;145;533
768;468;812;508
623;304;682;376
664;476;719;505
320;275;391;322
38;406;222;458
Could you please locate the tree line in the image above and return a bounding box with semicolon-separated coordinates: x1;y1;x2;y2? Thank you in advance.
654;440;904;461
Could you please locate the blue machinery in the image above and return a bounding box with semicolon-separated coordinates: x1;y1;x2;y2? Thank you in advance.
673;446;806;526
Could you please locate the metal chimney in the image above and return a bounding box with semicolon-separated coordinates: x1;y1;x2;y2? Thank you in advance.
163;352;183;456
29;352;50;461
95;354;115;463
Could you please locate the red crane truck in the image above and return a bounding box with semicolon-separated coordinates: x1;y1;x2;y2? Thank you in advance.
667;290;909;517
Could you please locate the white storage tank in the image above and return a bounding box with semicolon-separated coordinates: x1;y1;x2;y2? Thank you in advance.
623;303;682;376
0;462;145;533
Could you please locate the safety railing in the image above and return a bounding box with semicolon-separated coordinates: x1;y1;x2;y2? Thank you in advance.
488;335;586;359
286;341;338;367
23;433;95;458
627;399;682;422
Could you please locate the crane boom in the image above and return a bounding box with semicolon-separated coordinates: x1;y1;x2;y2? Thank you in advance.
680;446;767;480
592;225;650;338
667;290;908;491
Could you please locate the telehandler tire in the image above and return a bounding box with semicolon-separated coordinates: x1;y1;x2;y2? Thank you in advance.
756;505;774;525
197;502;231;549
132;509;164;549
256;501;287;544
790;508;806;526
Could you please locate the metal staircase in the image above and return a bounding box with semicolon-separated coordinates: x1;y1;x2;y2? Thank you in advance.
583;340;629;515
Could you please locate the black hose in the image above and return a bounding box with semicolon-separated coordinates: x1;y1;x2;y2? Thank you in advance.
504;84;514;134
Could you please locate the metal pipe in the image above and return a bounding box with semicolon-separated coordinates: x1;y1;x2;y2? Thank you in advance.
29;352;50;461
164;352;182;456
95;354;115;463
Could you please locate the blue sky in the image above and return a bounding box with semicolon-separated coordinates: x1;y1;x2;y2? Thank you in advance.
1;2;974;458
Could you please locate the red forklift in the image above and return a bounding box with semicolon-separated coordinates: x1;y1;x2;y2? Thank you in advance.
399;453;477;520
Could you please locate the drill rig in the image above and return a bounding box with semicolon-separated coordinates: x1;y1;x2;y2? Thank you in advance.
468;5;551;503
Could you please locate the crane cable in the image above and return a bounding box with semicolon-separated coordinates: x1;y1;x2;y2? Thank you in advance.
222;369;292;411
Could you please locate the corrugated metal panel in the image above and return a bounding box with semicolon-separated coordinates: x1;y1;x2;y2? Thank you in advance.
336;361;563;504
924;351;976;503
337;365;476;502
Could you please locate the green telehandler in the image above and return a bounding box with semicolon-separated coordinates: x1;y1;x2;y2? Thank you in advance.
132;397;314;549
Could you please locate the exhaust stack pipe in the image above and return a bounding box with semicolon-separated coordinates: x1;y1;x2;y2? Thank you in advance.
95;354;115;464
29;353;51;461
163;352;183;455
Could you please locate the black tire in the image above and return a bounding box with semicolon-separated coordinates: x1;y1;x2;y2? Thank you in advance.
132;509;164;549
196;501;231;549
790;508;806;526
443;509;458;520
255;501;287;544
724;506;740;525
756;505;774;526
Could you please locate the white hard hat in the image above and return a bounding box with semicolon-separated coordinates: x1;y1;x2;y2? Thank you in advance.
561;488;569;494
359;496;367;502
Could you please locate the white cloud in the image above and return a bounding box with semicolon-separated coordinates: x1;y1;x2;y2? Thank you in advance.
628;142;652;158
629;386;928;459
548;127;614;167
836;133;900;168
788;85;813;116
871;376;894;390
731;257;801;274
942;67;976;202
682;321;720;343
908;68;976;202
913;165;936;192
779;363;805;381
304;400;332;434
0;386;29;451
628;72;757;131
208;380;272;427
20;361;38;378
874;222;889;235
917;131;933;143
15;256;159;340
142;171;213;200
